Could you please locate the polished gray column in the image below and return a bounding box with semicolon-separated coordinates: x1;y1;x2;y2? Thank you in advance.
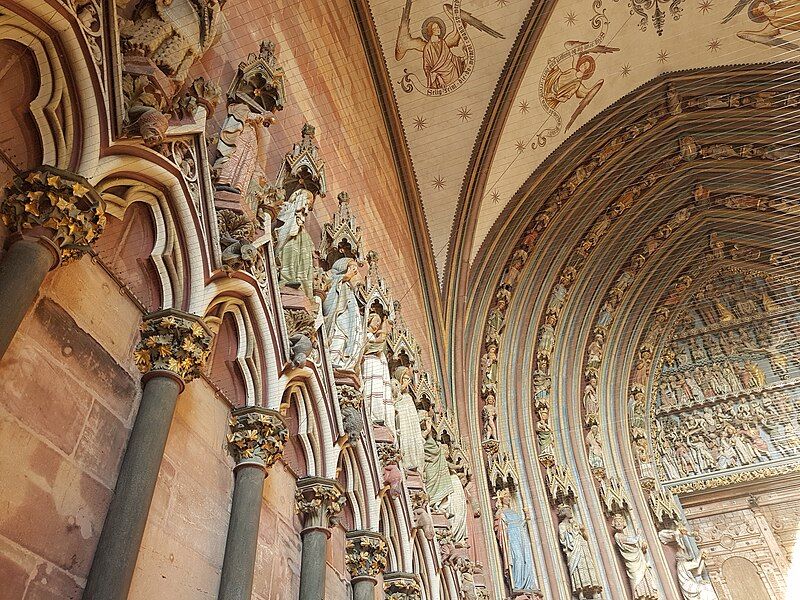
295;476;345;600
345;530;388;600
217;407;287;600
0;167;104;361
0;236;57;358
83;310;212;600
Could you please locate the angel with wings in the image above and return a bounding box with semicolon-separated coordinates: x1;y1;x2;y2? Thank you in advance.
395;0;504;93
542;41;619;133
722;0;800;50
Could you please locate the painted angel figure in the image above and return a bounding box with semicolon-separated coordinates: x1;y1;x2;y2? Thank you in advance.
722;0;800;50
542;41;619;133
395;0;504;92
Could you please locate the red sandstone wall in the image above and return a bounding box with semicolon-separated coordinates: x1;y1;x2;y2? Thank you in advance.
0;252;346;598
190;0;435;367
0;258;141;598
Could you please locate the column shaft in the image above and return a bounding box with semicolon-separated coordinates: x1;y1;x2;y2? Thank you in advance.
217;463;266;600
352;578;376;600
0;238;55;360
299;528;329;600
82;375;182;600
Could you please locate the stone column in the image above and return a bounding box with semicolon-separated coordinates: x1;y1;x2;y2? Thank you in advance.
0;167;105;360
345;530;388;600
384;572;422;600
82;310;212;600
295;476;346;600
217;407;288;600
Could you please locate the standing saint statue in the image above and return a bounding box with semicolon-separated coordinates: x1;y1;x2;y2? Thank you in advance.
393;366;426;472
213;103;269;194
557;505;603;599
322;258;363;370
448;471;469;544
274;188;314;297
494;489;539;592
420;410;454;509
362;312;394;430
611;514;659;600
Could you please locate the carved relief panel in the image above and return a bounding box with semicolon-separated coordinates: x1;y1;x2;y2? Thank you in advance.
649;269;800;488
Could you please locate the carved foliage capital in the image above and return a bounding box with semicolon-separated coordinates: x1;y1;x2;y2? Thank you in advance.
295;477;345;530
345;531;388;580
384;572;422;600
377;442;402;467
134;310;212;382
1;168;106;263
337;383;363;409
227;407;287;467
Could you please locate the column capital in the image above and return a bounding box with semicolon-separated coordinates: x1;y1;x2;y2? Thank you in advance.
227;406;288;470
345;530;388;582
295;476;345;533
134;309;212;384
0;166;106;265
383;572;421;600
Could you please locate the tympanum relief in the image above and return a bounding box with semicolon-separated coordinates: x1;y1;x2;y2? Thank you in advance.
649;270;800;486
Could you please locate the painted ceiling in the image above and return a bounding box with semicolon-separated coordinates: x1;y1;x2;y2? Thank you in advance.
362;0;800;279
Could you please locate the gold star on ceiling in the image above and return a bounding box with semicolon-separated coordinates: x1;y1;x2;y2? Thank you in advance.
621;64;632;77
698;0;713;13
518;99;530;114
707;38;721;52
458;106;472;121
657;50;669;64
490;190;501;204
496;0;509;6
565;11;577;25
515;140;526;153
412;116;427;130
432;176;445;190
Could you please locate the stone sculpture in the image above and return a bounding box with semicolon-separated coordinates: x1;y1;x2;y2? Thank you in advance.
393;366;426;472
493;489;539;593
213;103;271;193
611;514;659;600
119;0;226;82
363;312;393;428
274;188;315;297
421;410;454;509
322;257;363;371
557;505;602;598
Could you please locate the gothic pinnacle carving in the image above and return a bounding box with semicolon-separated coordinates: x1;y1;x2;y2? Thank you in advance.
227;407;288;468
0;167;106;264
294;477;345;530
345;531;388;580
134;309;212;382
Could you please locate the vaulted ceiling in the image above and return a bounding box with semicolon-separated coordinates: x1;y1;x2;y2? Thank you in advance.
352;0;800;304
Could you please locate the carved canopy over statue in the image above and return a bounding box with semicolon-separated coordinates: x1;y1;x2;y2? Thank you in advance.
120;0;227;82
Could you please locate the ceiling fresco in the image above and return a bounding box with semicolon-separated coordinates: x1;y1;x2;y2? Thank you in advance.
368;0;531;277
362;0;800;277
